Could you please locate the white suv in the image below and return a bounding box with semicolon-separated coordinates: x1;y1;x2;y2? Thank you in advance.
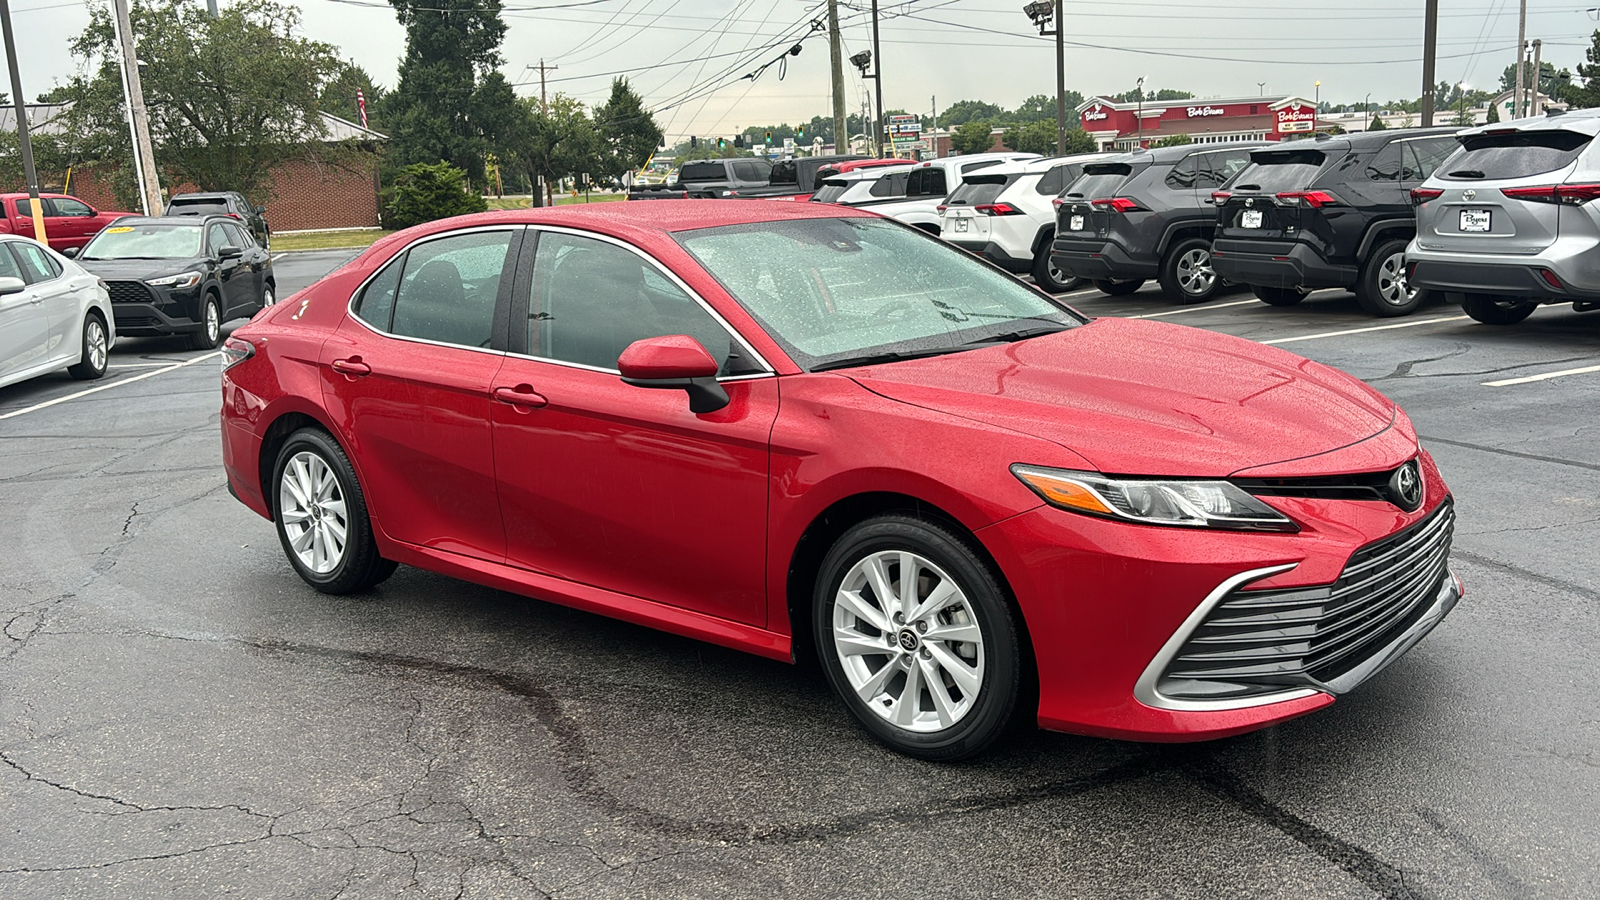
809;165;916;207
863;152;1041;234
940;154;1109;292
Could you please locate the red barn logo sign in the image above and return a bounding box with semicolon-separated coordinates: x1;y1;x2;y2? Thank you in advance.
1277;104;1316;133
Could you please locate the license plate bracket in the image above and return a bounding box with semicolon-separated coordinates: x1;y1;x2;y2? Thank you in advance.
1241;209;1264;229
1459;209;1492;233
1069;214;1085;231
954;218;969;232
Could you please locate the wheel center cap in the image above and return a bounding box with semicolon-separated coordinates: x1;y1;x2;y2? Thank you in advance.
896;629;920;652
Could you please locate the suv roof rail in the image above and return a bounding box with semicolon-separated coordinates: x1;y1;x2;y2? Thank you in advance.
1314;132;1333;141
1547;107;1566;117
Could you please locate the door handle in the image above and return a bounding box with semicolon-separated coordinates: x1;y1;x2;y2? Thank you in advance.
493;385;548;409
330;357;371;377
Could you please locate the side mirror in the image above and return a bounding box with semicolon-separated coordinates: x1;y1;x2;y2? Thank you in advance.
60;246;79;259
255;206;266;215
618;335;729;413
218;246;243;260
0;276;25;295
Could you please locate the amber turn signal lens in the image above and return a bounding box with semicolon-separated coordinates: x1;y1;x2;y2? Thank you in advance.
1013;470;1115;515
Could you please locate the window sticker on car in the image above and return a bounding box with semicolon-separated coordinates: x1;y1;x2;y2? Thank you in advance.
1459;209;1491;233
105;226;135;233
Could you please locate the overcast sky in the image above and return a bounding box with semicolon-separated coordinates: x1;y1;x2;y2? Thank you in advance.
10;0;1598;140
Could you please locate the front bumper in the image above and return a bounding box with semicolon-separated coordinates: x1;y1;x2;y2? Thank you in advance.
977;453;1458;742
106;281;207;336
1211;239;1356;291
1051;238;1159;281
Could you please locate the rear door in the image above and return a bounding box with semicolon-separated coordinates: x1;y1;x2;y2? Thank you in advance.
9;240;78;367
1422;129;1591;254
941;173;1013;242
1217;148;1332;242
1059;163;1138;239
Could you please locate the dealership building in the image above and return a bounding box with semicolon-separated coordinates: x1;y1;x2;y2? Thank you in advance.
1077;95;1319;150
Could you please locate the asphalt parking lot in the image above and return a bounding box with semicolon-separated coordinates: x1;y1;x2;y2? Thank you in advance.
2;249;1596;899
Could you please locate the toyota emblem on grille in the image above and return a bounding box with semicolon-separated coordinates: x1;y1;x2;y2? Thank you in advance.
1388;460;1424;511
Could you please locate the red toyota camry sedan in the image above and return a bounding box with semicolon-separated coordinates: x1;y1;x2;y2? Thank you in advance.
220;202;1460;760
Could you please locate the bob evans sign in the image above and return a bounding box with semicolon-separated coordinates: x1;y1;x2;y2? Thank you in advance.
1083;104;1110;122
1277;104;1316;133
1186;106;1226;118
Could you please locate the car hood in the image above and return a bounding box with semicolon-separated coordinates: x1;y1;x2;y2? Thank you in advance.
76;258;204;280
846;317;1396;477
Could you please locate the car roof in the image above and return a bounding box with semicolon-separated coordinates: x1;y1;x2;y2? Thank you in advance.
375;201;880;247
169;192;237;201
1457;107;1600;137
822;164;916;183
103;215;227;226
1288;127;1460;151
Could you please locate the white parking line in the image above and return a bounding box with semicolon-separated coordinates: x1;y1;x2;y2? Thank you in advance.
1483;363;1600;387
108;362;187;369
0;352;222;422
1262;316;1470;345
1129;299;1260;319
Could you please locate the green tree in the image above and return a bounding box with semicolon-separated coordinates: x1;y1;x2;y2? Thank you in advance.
384;0;509;183
1002;120;1055;154
1368;114;1387;131
320;61;386;131
1485;102;1501;124
1012;92;1084;123
950;120;995;155
1500;60;1567;95
1150;134;1193;148
383;161;486;229
593;78;661;177
1112;87;1193;103
938;100;1005;128
506;94;601;206
1559;30;1600;108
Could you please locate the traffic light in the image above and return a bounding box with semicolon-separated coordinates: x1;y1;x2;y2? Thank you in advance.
764;130;772;144
797;125;804;139
690;135;698;149
718;137;726;149
735;134;745;148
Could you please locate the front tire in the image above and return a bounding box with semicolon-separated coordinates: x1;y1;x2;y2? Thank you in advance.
1032;241;1080;293
1462;293;1538;325
813;516;1021;761
67;313;108;380
1355;239;1426;317
1158;238;1220;304
1253;285;1309;307
1094;279;1144;297
272;428;396;594
188;294;222;350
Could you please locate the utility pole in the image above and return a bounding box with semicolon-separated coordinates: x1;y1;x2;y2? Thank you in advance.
828;0;846;155
531;58;558;115
1421;0;1439;126
1530;39;1543;115
1514;0;1527;118
930;94;938;158
112;0;161;215
0;0;46;245
1054;0;1065;154
870;0;884;160
207;0;218;16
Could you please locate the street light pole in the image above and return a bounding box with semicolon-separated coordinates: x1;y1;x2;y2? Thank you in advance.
0;0;47;245
870;0;884;159
1364;92;1372;131
1054;0;1065;154
1135;76;1145;149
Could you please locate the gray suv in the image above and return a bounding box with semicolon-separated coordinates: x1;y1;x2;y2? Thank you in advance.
1407;109;1600;324
1051;141;1265;302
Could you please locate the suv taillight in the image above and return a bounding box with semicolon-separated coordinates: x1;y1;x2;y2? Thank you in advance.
1502;183;1600;205
1209;191;1232;205
1089;197;1143;212
1275;190;1340;208
1410;188;1444;204
1051;197;1065;209
976;202;1023;216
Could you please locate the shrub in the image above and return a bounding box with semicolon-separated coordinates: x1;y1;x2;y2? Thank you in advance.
382;161;487;230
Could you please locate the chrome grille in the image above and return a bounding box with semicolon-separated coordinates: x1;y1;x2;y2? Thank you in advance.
106;281;155;305
1159;500;1454;700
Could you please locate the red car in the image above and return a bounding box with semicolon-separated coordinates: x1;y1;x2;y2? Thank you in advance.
0;192;135;251
220;202;1460;760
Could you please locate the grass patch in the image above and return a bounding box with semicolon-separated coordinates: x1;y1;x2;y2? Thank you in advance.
485;193;626;210
272;229;393;252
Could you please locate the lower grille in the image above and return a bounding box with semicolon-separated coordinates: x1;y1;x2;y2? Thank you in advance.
107;281;155;305
115;315;161;328
1158;499;1455;701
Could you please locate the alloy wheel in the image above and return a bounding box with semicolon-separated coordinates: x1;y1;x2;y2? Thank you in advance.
278;450;349;574
1377;252;1416;305
86;319;107;372
205;301;220;344
1176;247;1216;296
831;550;985;733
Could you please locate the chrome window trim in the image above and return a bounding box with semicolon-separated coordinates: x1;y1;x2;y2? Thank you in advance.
343;223;525;358
514;223;777;378
1132;562;1324;712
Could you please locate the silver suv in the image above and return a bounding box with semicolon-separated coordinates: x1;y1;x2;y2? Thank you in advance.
1407;109;1600;324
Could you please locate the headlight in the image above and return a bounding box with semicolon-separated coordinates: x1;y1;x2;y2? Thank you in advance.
146;272;202;289
1011;464;1298;532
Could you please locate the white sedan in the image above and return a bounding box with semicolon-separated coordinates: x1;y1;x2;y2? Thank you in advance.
0;233;114;389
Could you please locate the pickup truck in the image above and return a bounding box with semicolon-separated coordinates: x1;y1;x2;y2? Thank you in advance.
0;192;135;251
626;155;869;201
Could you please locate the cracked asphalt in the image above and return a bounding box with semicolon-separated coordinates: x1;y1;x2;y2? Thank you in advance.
2;250;1597;899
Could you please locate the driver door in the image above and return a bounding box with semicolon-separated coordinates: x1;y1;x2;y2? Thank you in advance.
489;230;778;626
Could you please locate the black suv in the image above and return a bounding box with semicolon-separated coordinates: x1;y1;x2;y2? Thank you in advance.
166;191;271;249
1210;129;1460;316
1051;141;1265;302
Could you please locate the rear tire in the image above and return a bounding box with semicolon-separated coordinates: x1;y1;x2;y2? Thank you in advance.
67;313;109;380
813;515;1021;761
1462;294;1538;325
272;428;396;594
1094;279;1144;297
1253;285;1309;307
1157;238;1220;304
1032;241;1080;293
1355;238;1426;317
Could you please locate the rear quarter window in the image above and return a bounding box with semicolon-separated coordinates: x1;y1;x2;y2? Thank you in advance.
869;172;909;197
1437;131;1593;181
811;183;849;203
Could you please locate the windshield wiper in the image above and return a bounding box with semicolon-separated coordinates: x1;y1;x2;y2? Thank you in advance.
1448;169;1487;179
811;346;973;372
972;324;1072;344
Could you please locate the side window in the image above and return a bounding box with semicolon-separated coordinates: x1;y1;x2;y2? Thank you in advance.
924;169;947;196
1405;139;1457;181
1365;143;1403;182
869;172;907;197
0;245;24;281
1166;155;1200;189
224;222;255;248
1213;151;1253;183
530;231;743;374
11;242;61;283
1035;164;1070;196
15;198;34;217
52;198;94;217
206;222;237;254
905;169;927;196
731;161;765;182
390;230;512;348
355;257;404;332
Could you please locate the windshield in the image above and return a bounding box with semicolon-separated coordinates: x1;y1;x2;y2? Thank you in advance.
81;223;203;260
678;163;725;182
168;199;229;216
675;216;1083;371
